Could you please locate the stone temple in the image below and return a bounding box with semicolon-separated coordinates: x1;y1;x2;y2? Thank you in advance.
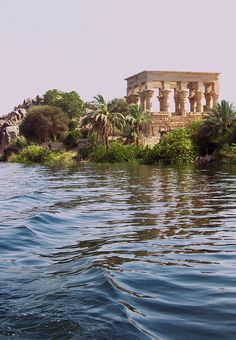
125;70;220;143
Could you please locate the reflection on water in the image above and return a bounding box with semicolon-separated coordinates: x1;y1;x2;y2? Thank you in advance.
0;162;236;339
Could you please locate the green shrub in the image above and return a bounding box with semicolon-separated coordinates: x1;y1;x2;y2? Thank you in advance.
144;128;197;164
215;124;236;146
3;136;28;161
11;136;28;151
64;128;80;148
218;144;236;163
88;145;107;162
44;151;77;168
88;142;143;163
10;145;77;167
11;145;51;164
143;144;162;164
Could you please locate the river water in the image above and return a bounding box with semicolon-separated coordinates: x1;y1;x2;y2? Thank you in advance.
0;162;236;339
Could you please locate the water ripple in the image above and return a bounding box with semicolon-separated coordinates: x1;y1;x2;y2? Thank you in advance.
0;162;236;339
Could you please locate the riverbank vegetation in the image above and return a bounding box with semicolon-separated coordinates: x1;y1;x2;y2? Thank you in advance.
9;145;77;168
4;88;236;167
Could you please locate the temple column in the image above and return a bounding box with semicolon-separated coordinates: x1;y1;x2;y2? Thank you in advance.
204;92;212;111
139;92;146;111
179;90;188;115
158;89;163;111
125;96;132;104
189;88;196;113
174;89;181;114
196;91;203;113
130;94;140;105
189;96;196;113
212;81;219;107
212;92;219;107
144;90;154;112
160;89;171;112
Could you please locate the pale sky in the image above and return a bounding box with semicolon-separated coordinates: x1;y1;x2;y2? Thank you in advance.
0;0;236;115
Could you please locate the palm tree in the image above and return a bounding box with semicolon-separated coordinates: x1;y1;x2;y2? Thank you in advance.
206;100;236;134
80;95;125;149
126;104;150;145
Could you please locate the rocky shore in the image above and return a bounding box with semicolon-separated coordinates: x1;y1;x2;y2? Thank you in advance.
0;96;44;155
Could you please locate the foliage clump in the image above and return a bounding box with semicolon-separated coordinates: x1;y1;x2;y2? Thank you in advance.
218;144;236;163
88;142;143;163
20;105;69;143
192;100;236;157
81;95;126;149
10;145;77;168
144;128;197;164
11;136;28;151
44;89;84;119
126;104;150;145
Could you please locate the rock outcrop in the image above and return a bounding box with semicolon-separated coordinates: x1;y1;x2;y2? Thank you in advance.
0;95;44;155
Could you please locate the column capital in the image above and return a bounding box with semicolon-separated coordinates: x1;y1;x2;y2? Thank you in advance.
179;90;188;99
130;94;140;104
161;89;171;97
139;91;146;99
143;89;154;98
125;95;132;104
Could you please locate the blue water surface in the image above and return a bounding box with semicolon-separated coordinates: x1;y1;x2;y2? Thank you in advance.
0;162;236;339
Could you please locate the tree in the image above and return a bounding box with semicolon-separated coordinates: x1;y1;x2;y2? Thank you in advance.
192;122;217;155
20;105;69;143
80;95;125;149
191;100;236;155
126;104;150;145
108;98;128;115
44;89;84;120
206;100;236;134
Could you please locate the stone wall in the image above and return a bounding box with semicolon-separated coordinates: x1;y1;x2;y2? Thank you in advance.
143;112;205;145
0;96;44;155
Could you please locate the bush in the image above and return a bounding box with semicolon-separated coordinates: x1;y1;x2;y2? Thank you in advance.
143;144;162;164
11;136;28;151
20;105;69;143
215;124;236;146
63;128;80;148
88;142;143;163
218;144;236;163
10;145;51;164
3;136;28;161
43;151;77;168
10;145;77;168
144;128;197;164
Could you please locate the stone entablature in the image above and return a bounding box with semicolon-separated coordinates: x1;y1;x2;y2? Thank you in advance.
125;70;220;141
